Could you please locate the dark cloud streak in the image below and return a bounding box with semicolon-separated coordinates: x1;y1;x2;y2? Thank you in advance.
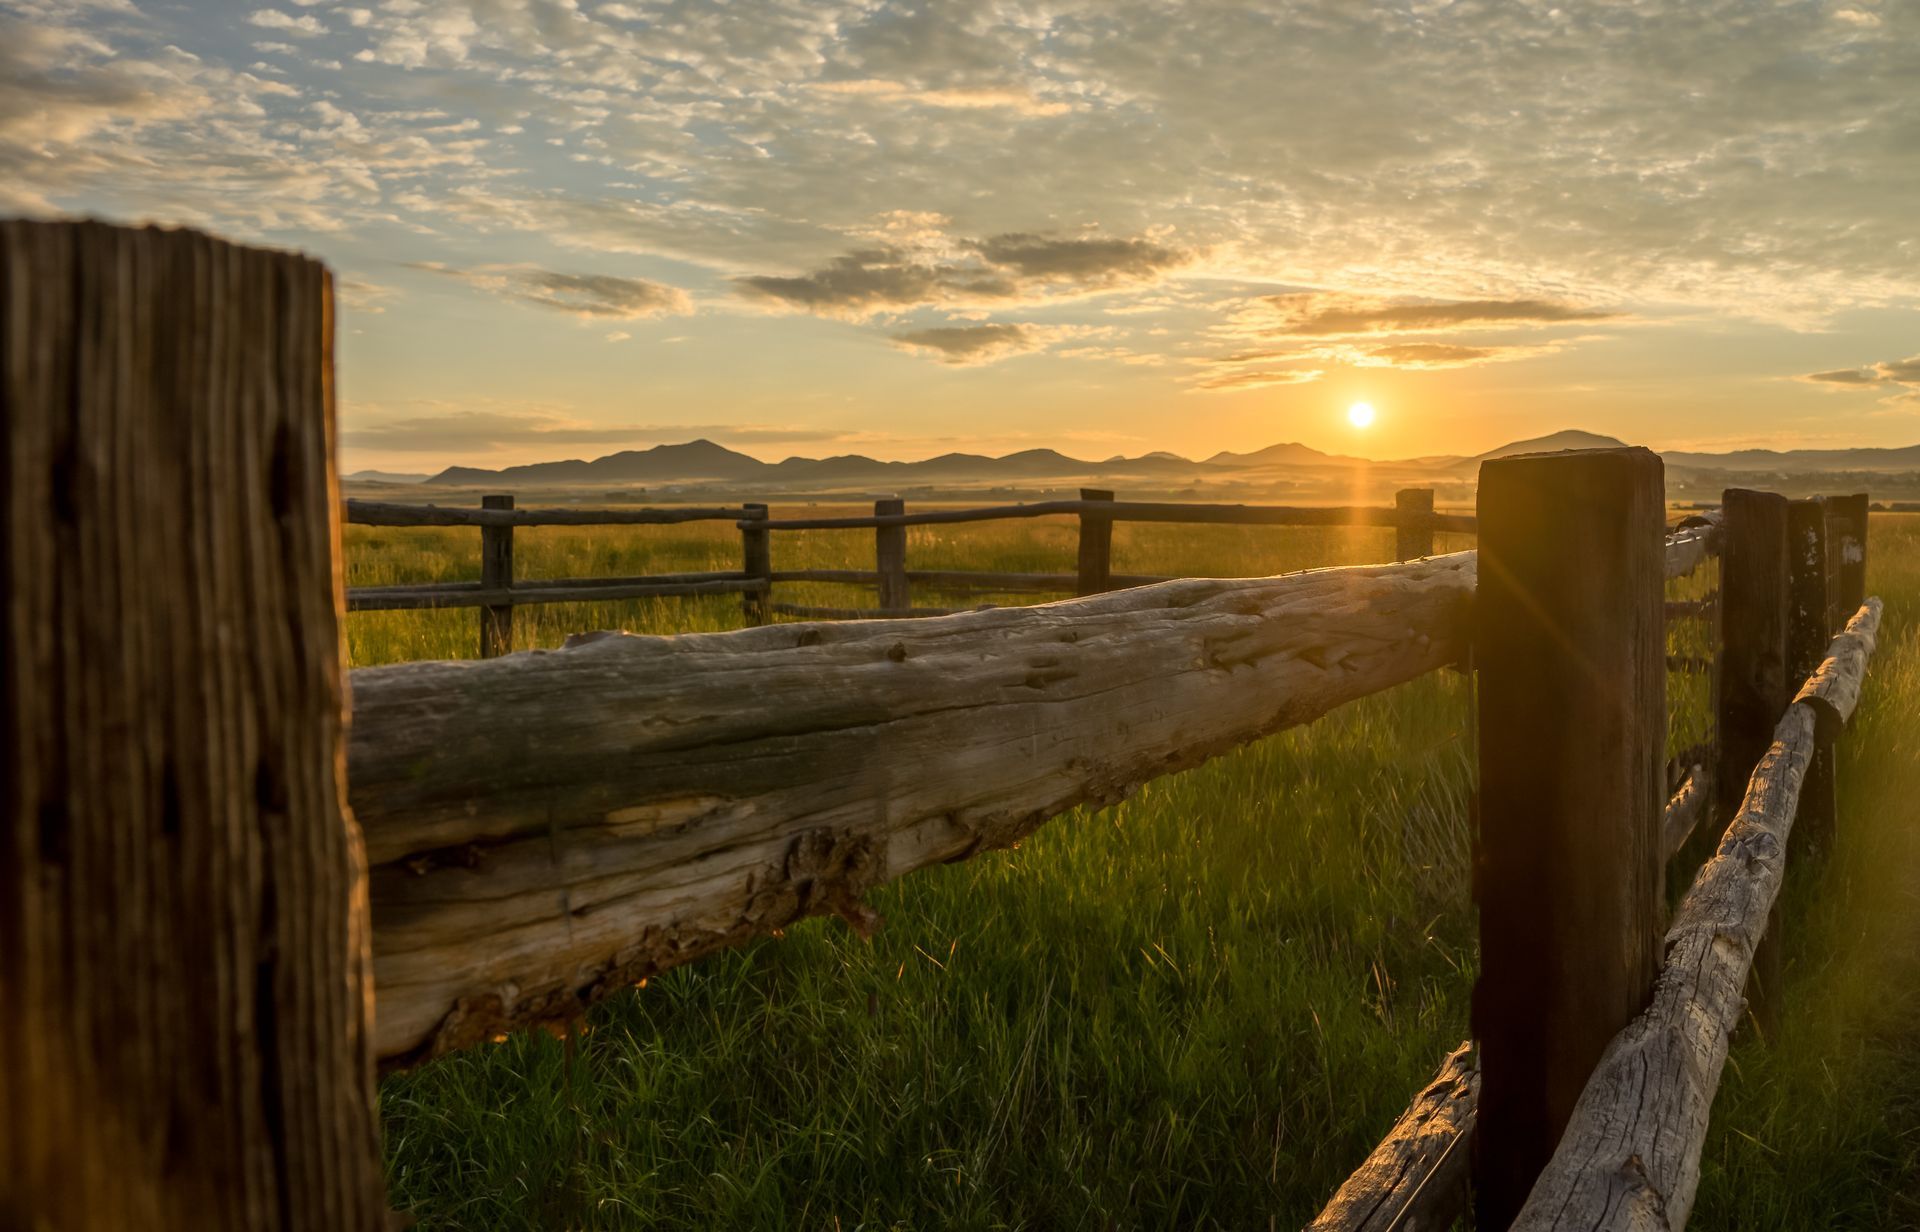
1263;295;1618;337
1800;355;1920;391
737;230;1191;318
888;322;1041;364
409;262;692;318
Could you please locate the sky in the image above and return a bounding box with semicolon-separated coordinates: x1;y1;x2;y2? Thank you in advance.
3;0;1917;472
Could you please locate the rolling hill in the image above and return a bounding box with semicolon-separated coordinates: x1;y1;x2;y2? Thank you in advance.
415;432;1920;492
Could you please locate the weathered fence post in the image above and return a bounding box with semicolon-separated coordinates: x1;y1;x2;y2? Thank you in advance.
479;493;514;657
1713;487;1791;1037
1077;487;1115;596
1;220;385;1227
1395;487;1435;561
875;497;909;611
1829;493;1870;618
1472;448;1666;1231
741;501;771;625
1788;497;1836;858
1714;488;1792;820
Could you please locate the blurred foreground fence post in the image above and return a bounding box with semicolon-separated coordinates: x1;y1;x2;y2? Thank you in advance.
1715;487;1791;1035
875;497;909;610
479;492;515;657
0;220;385;1228
1077;487;1115;595
1471;448;1666;1230
741;501;770;625
1395;487;1435;560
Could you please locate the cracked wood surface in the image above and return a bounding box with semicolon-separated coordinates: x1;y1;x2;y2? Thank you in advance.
1511;600;1882;1231
1661;768;1709;861
1306;1043;1477;1232
347;554;1477;1064
2;220;384;1229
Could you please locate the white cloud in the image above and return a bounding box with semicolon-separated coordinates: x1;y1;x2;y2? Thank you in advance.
6;0;1919;389
247;10;325;36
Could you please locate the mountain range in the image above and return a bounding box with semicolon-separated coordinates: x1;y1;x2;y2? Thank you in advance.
387;430;1920;491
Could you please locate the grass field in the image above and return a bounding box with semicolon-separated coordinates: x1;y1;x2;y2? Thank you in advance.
361;510;1918;1230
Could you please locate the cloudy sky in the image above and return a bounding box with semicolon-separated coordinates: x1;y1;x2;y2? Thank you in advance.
4;0;1917;469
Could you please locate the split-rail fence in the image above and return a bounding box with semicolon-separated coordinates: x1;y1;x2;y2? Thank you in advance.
344;486;1475;654
0;220;1891;1231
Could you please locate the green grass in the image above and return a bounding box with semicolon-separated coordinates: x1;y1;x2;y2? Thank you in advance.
364;511;1920;1230
342;510;1477;666
1690;514;1920;1231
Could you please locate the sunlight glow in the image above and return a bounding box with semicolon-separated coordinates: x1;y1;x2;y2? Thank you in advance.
1347;402;1376;429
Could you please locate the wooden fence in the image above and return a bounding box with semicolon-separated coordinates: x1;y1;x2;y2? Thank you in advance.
0;219;1892;1231
344;489;1478;654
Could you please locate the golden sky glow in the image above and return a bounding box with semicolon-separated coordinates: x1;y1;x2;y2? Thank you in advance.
4;0;1916;470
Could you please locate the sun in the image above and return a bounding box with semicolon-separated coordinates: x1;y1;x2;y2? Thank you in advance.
1347;401;1376;429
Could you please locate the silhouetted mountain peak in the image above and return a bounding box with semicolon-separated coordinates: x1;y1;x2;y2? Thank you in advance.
1473;430;1629;460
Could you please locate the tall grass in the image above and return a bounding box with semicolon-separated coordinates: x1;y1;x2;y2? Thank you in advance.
366;511;1919;1230
1690;514;1920;1230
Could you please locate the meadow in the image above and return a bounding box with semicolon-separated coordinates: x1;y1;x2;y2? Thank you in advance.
360;508;1919;1230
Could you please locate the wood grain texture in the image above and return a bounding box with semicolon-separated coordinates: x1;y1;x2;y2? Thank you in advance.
1792;600;1882;740
1511;609;1881;1231
346;554;1477;1063
1307;1044;1477;1232
1714;490;1791;821
1662;767;1710;860
1;220;383;1228
1714;489;1792;1032
1472;448;1667;1230
1786;499;1835;856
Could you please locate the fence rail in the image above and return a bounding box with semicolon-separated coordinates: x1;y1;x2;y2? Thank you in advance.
347;512;1732;1067
348;554;1480;1063
344;488;1475;653
346;499;753;526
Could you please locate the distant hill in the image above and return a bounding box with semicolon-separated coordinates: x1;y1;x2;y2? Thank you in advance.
416;432;1920;492
426;439;1121;487
1665;444;1920;473
1472;430;1630;461
343;469;432;484
1205;441;1347;467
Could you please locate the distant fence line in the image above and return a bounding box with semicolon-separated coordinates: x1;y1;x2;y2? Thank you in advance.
344;488;1477;656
